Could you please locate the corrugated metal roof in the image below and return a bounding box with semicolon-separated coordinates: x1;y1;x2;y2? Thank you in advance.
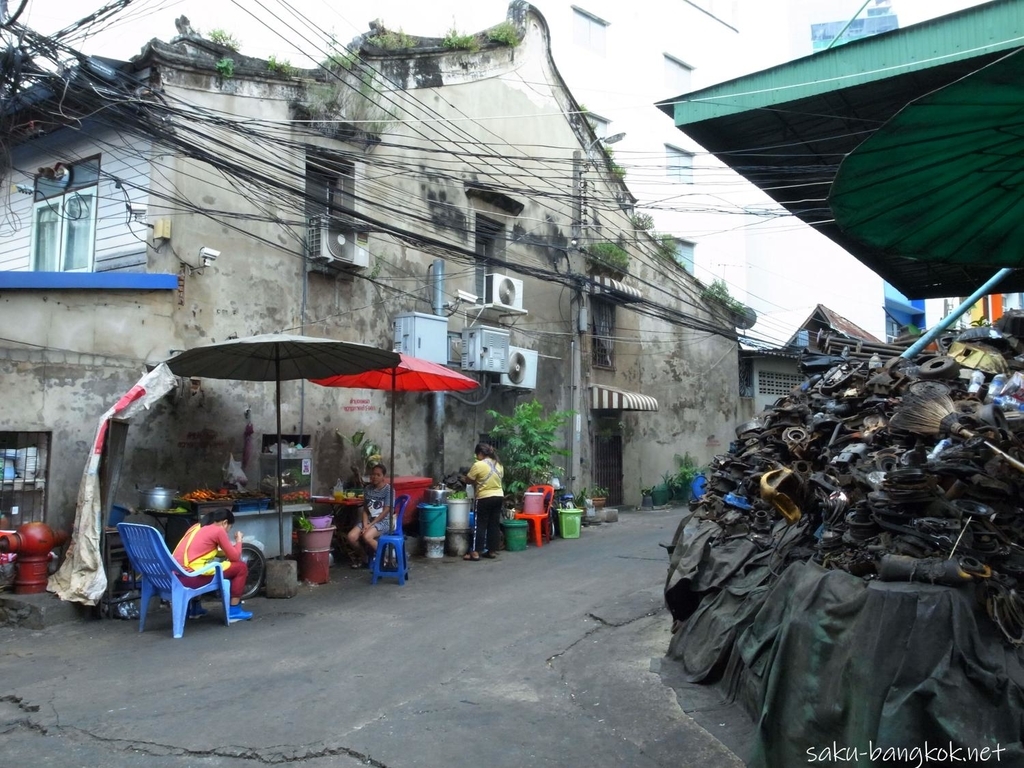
655;0;1024;299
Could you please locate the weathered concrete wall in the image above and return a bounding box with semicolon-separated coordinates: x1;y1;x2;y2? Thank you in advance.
0;6;740;529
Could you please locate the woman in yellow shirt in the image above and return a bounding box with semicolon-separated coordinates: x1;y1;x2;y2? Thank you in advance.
463;443;504;561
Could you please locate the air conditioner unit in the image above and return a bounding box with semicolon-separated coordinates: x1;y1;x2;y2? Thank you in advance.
500;346;538;389
461;325;510;373
485;273;525;311
307;216;369;269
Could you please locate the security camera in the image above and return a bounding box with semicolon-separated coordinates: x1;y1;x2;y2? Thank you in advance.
199;247;220;267
128;203;147;221
456;289;478;303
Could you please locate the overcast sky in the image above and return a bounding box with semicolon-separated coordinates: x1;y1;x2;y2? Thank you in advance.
23;0;996;67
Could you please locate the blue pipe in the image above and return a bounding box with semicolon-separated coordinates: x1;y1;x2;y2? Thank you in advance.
900;268;1015;359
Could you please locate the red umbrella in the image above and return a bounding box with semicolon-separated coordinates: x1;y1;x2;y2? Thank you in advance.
312;353;479;487
313;353;479;392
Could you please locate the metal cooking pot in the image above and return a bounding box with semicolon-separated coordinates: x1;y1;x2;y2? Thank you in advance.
137;486;179;510
425;488;450;505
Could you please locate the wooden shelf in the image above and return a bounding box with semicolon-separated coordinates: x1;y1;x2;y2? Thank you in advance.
1;480;45;491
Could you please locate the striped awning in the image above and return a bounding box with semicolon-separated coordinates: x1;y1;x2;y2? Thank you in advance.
590;384;659;411
591;275;643;303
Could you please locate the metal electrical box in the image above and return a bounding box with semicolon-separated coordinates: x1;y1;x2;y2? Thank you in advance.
461;325;511;373
393;312;449;365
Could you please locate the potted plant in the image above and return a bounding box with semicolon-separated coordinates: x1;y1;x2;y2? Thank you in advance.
486;400;573;506
671;453;702;503
651;471;672;507
640;486;654;510
573;487;589;509
590;486;609;509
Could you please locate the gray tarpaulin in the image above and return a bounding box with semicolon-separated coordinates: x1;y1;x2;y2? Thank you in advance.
664;515;1024;767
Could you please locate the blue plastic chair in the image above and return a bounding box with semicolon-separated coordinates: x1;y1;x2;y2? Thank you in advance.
116;523;231;639
370;495;411;586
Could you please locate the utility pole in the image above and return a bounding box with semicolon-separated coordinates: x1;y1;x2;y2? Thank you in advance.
568;150;586;492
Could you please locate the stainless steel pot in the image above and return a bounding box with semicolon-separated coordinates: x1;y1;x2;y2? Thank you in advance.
137;486;179;510
425;488;450;505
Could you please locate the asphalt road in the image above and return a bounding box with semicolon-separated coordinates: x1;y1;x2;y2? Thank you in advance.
0;508;744;767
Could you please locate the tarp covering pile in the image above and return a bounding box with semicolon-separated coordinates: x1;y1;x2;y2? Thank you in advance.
665;321;1024;765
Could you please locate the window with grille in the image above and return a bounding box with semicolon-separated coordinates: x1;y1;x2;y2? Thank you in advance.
305;155;357;258
31;156;100;272
757;370;802;396
474;215;505;302
666;146;693;183
572;7;608;55
739;358;753;397
591;298;615;369
0;432;49;525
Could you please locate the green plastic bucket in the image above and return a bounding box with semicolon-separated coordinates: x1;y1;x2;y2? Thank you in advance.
501;519;528;551
558;509;582;539
418;504;447;538
651;485;670;507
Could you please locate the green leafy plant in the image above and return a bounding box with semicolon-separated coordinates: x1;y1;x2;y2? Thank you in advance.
322;35;360;70
266;54;294;76
341;430;381;472
630;213;654;232
654;233;678;261
488;21;520;46
591;486;609;499
215;57;235;78
701;279;745;314
671;453;701;498
449;490;468;500
208;29;240;51
295;513;314;533
443;27;480;52
367;25;415;50
486;400;573;500
588;241;630;273
641;486;654;497
573;487;589;508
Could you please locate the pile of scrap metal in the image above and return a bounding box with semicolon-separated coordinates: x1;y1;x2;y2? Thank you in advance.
676;312;1024;645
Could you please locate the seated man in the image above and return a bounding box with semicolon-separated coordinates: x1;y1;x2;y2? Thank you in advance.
345;463;393;568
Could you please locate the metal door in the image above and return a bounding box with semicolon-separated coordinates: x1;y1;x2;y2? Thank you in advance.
591;430;623;506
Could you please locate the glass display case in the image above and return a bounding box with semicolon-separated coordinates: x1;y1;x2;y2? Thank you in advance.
259;448;313;503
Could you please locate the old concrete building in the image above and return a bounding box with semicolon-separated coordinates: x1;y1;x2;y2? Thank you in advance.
0;1;739;527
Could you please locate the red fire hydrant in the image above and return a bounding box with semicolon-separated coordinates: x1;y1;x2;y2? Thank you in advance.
0;522;69;594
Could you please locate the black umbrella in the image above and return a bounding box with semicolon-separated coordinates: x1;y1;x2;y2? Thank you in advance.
164;333;400;558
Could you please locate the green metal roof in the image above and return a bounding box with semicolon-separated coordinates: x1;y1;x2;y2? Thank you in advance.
656;0;1024;298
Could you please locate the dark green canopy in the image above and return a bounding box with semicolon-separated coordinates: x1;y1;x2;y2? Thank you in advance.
831;50;1024;269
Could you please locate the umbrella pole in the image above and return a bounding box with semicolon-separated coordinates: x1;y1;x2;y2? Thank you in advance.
389;368;396;533
276;362;284;560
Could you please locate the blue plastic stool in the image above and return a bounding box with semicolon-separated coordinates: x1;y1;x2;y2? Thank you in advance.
370;495;411;586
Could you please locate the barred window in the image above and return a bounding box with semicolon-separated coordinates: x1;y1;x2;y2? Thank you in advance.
591;298;615;369
757;370;802;396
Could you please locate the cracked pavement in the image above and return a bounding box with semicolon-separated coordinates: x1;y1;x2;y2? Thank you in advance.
0;508;743;767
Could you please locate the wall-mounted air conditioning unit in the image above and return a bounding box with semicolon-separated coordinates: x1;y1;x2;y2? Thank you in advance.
393;312;449;366
500;346;538;389
485;273;525;311
461;325;510;373
307;216;369;269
